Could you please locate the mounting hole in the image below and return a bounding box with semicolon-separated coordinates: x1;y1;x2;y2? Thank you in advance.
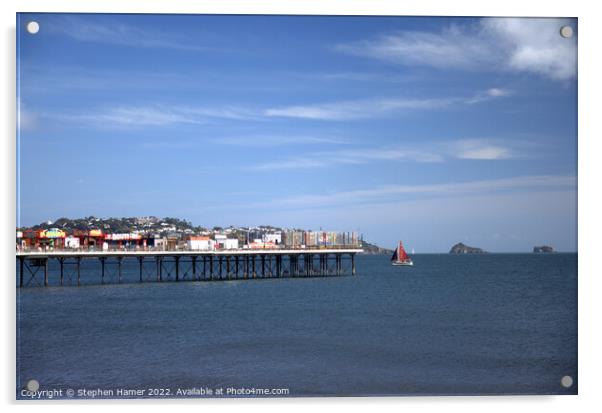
26;379;40;392
560;25;573;38
561;375;573;388
26;21;40;34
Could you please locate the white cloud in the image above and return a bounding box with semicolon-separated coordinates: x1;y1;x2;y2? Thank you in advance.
249;159;333;170
41;87;509;127
46;16;209;52
487;88;509;97
249;138;529;171
481;18;576;80
264;90;508;121
249;147;444;171
265;97;455;121
465;88;512;104
451;139;515;160
336;25;492;70
216;135;349;147
336;18;576;80
45;105;258;127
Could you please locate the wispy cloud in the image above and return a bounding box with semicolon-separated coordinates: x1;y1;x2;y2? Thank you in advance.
336;18;576;80
308;72;420;84
249;138;530;171
336;25;492;70
466;88;512;104
250;147;443;171
215;135;349;147
44;104;259;127
449;139;517;160
264;97;452;121
46;16;209;52
263;175;576;209
264;88;508;121
39;86;509;127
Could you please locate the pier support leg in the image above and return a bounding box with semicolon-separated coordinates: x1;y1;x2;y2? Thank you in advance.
156;256;160;282
77;257;81;286
44;258;48;287
261;255;265;278
175;256;180;282
252;256;256;278
351;253;356;275
203;256;207;280
192;256;197;281
226;256;231;279
19;257;24;288
245;256;249;279
306;254;310;277
158;257;163;282
219;256;223;279
118;257;122;283
276;255;281;278
235;256;239;278
210;256;214;280
101;257;106;284
59;258;64;286
138;257;143;282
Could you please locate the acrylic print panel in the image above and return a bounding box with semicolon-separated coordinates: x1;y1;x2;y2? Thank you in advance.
16;13;577;399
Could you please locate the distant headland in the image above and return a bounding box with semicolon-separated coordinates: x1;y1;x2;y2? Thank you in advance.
361;241;394;255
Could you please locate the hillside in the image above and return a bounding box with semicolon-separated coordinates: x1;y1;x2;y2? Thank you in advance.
361;240;394;255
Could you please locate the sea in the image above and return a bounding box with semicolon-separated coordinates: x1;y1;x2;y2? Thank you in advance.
16;253;577;398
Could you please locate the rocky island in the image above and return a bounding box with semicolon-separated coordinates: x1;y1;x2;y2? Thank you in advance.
533;245;555;253
449;242;486;254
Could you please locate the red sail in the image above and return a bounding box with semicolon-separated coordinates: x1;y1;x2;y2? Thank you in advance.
398;241;409;261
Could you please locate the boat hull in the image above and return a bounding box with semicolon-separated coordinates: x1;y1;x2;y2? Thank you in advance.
392;261;413;266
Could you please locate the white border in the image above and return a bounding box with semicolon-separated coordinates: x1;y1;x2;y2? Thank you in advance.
2;1;601;412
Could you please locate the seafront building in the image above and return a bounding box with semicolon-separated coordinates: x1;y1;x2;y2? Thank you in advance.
16;227;361;252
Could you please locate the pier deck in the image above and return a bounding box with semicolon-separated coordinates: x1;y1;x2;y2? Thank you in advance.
16;248;363;287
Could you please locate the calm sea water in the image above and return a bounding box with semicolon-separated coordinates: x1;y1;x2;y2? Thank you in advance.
16;253;577;398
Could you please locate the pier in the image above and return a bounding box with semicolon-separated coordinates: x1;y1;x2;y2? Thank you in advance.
16;248;362;288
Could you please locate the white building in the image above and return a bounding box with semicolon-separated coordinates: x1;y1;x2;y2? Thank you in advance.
263;232;282;245
65;236;80;249
154;238;167;250
187;236;211;250
213;234;239;250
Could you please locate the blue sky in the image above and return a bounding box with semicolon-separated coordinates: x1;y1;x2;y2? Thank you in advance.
17;14;577;252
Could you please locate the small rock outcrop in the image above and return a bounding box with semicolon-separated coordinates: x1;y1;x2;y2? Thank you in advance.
449;242;486;254
533;245;555;253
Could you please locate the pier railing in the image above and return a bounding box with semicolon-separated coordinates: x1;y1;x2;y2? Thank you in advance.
16;244;363;254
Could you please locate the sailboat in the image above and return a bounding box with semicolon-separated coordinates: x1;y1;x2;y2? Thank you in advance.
391;241;413;266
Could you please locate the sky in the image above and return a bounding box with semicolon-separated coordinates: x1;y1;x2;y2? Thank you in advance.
16;14;577;252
